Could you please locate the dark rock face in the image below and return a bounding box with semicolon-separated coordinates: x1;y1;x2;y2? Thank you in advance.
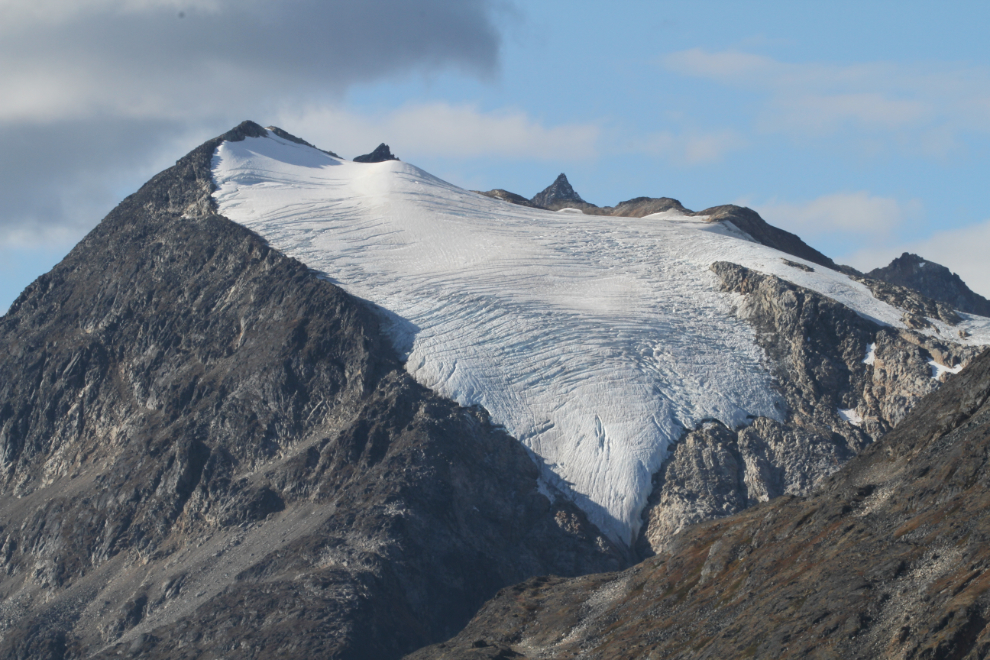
0;122;624;659
851;272;962;326
869;252;990;317
529;173;592;211
408;346;990;660
353;143;399;163
637;262;980;556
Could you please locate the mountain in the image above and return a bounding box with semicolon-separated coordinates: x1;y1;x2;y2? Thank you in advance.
409;341;990;660
869;252;990;318
529;173;592;210
210;130;989;547
2;121;990;657
0;122;622;659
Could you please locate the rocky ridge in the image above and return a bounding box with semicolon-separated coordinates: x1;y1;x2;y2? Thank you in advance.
477;176;836;270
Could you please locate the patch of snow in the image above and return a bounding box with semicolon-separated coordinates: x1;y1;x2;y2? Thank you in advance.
863;342;877;365
211;129;990;545
837;408;863;427
928;359;964;380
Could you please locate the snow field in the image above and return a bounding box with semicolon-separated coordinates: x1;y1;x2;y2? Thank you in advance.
212;130;990;545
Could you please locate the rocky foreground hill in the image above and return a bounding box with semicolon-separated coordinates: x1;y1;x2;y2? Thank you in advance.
411;345;990;659
0;122;988;658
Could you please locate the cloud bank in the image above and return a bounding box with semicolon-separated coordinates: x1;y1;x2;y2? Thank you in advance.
662;49;990;154
754;192;923;241
0;0;506;247
276;103;600;162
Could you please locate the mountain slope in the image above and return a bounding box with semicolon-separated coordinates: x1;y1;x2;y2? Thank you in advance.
409;344;990;660
0;122;623;659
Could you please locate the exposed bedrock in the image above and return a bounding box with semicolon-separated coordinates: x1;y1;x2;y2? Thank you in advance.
637;262;981;556
869;252;990;318
0;122;624;659
408;326;990;660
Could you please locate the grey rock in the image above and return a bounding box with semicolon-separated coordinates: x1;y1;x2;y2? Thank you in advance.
636;262;981;556
869;252;990;317
850;271;962;326
529;173;594;211
353;143;399;163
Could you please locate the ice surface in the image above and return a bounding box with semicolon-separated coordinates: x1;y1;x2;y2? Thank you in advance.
211;130;990;545
928;359;964;380
863;342;877;365
837;408;864;427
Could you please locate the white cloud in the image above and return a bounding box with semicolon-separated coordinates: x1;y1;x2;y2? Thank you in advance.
0;0;506;248
638;129;746;165
661;49;990;150
843;219;990;299
753;192;922;239
275;103;600;162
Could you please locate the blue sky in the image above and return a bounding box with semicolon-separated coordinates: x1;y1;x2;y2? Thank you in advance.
3;0;990;313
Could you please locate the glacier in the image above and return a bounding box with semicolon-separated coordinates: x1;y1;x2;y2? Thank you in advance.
212;129;990;545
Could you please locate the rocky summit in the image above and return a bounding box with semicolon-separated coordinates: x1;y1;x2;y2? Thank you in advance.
529;173;591;210
870;252;990;318
1;121;989;659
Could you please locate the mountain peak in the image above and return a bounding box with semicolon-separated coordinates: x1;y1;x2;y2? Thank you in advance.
868;252;990;317
353;143;399;163
531;173;586;208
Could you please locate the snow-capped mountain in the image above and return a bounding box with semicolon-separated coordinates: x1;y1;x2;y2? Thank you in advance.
212;128;990;545
3;121;989;658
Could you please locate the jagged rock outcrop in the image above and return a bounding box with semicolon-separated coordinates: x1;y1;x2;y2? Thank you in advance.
851;272;962;327
529;173;595;212
408;345;990;660
870;252;990;317
636;262;981;556
353;143;399;163
0;122;624;659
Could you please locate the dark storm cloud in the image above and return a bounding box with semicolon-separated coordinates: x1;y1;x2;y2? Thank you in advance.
0;0;505;243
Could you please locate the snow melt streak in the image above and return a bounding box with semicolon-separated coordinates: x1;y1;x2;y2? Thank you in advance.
211;132;990;544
